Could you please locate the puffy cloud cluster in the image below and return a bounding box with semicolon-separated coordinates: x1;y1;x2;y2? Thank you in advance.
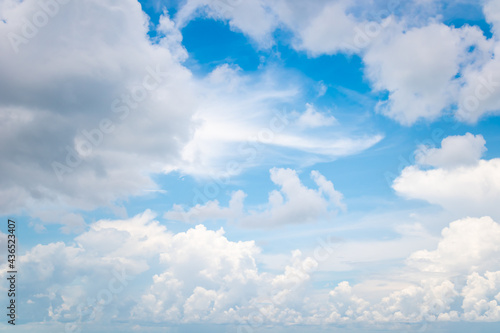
164;167;346;227
372;215;500;323
320;216;500;324
4;212;500;326
408;216;500;275
393;134;500;219
130;224;263;323
462;271;500;321
364;23;487;125
1;211;321;326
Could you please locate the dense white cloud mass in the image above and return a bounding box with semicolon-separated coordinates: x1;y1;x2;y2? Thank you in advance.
408;216;500;275
393;134;500;219
0;0;196;226
164;167;346;227
4;213;500;326
364;24;482;125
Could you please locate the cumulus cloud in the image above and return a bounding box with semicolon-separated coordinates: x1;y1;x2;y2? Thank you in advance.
0;0;197;227
5;212;500;326
393;134;500;219
456;43;500;123
174;0;388;55
453;0;500;121
415;133;487;169
462;271;500;321
164;168;346;227
2;211;322;325
326;281;370;323
131;223;263;323
322;216;500;323
407;216;500;275
364;23;486;125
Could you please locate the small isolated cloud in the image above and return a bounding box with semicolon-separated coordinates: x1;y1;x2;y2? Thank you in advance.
164;168;345;227
296;104;337;128
393;133;500;219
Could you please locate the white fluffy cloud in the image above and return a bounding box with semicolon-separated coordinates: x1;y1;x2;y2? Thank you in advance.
0;0;197;227
131;223;263;323
164;168;346;227
415;133;487;169
323;216;500;323
462;271;500;321
393;134;500;219
290;1;360;55
364;23;486;125
408;216;500;275
456;43;500;123
2;211;321;325
5;212;500;326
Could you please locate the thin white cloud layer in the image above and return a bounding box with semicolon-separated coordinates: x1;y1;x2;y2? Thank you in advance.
166;64;383;177
164;168;346;227
176;0;278;47
295;104;337;128
393;134;500;219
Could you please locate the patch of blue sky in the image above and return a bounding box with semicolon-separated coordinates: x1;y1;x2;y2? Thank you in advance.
181;18;263;75
1;213;74;252
441;1;493;38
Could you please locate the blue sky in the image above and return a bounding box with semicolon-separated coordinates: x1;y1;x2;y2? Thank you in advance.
2;0;500;332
